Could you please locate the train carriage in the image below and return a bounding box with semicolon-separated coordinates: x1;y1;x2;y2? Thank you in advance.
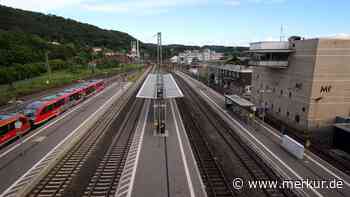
93;80;105;92
1;79;106;146
23;80;105;126
58;86;85;111
0;114;31;146
24;96;64;125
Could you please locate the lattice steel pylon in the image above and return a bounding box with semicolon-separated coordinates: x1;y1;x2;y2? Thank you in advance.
154;32;166;135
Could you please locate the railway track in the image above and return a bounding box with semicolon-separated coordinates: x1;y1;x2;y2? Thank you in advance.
80;99;143;197
26;71;147;197
177;98;234;197
175;74;296;197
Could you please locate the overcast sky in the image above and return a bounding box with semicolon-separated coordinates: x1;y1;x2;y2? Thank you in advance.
1;0;349;46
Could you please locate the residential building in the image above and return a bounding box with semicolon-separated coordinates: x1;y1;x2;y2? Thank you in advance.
92;47;103;53
177;49;224;64
248;37;350;142
170;56;179;63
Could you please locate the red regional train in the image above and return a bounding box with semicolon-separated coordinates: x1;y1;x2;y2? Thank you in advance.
0;80;105;146
24;80;105;125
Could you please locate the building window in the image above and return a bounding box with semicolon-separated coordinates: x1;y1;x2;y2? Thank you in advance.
271;104;274;110
295;115;300;123
280;90;283;96
273;87;276;93
286;111;290;117
302;107;306;112
278;108;281;113
289;92;292;98
295;83;303;89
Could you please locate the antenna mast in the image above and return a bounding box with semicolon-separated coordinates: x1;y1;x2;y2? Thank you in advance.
280;25;285;41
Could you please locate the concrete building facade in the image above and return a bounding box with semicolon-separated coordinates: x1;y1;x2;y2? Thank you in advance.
249;38;350;137
208;64;252;97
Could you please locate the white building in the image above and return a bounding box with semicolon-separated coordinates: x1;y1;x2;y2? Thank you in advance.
177;49;224;64
170;56;178;63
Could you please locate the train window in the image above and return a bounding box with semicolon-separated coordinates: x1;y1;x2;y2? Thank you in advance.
41;107;48;115
47;104;53;111
75;93;82;101
57;99;65;107
20;117;27;124
86;87;96;95
8;122;15;131
70;93;79;101
0;125;8;135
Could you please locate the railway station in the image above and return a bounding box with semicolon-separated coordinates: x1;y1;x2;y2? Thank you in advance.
0;66;349;197
1;1;350;197
0;33;349;197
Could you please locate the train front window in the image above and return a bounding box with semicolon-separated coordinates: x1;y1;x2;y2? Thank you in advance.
24;109;36;117
0;125;8;136
40;106;49;115
27;102;42;109
25;102;42;117
8;122;15;131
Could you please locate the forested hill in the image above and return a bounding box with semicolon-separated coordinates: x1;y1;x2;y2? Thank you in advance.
0;5;135;52
0;4;247;61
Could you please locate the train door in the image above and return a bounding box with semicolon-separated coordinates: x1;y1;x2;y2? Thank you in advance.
18;117;30;134
56;98;68;113
0;121;15;144
39;104;55;124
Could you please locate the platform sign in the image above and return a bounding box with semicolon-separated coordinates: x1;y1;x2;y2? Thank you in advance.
281;135;305;159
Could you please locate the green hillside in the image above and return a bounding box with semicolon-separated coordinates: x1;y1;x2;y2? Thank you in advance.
0;5;135;52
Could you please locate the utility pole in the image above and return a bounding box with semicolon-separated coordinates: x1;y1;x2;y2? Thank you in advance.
45;51;51;84
155;32;165;135
280;24;285;41
136;39;140;63
157;32;162;68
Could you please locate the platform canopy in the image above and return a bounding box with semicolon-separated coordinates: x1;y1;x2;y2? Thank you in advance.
137;74;183;99
225;94;254;107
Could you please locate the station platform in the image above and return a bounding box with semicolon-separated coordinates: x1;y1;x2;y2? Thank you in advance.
175;71;350;197
115;99;207;197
